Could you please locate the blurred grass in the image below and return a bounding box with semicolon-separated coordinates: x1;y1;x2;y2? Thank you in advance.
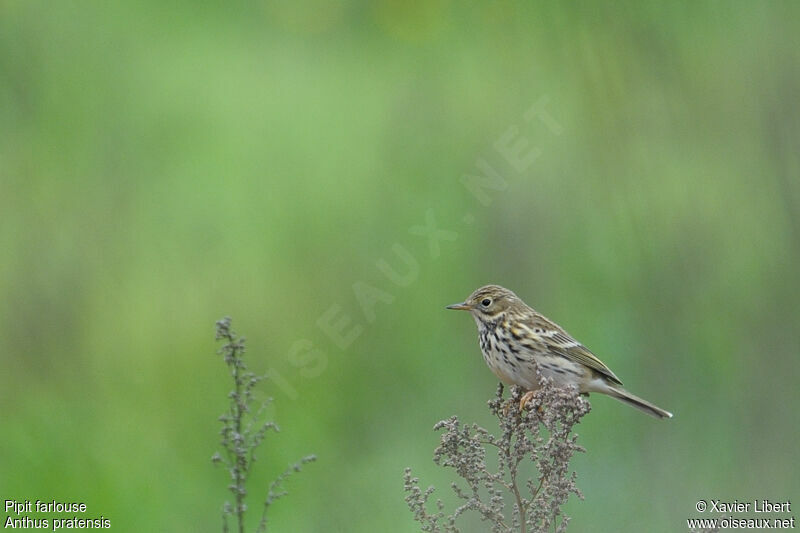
2;1;799;531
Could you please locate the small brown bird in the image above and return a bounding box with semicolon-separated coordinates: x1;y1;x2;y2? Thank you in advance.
447;285;673;419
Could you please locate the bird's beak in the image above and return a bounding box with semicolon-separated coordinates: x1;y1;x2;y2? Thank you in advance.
446;302;471;311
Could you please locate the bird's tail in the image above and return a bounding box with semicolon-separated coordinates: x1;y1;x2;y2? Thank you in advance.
605;386;673;419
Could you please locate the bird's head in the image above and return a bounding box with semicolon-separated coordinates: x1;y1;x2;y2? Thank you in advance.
446;285;524;322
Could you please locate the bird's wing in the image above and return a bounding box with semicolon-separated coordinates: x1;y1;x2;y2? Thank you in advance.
527;316;623;385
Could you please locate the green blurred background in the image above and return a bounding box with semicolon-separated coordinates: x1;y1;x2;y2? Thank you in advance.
2;1;799;531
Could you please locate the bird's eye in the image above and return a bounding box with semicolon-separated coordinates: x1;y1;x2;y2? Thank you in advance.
481;298;491;307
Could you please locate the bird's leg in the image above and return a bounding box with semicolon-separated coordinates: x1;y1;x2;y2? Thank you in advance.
502;398;515;416
502;388;521;416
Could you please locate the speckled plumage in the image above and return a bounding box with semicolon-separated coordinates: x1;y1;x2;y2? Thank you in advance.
447;285;672;419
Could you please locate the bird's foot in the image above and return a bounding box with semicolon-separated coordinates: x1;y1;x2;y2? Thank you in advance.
519;390;536;411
